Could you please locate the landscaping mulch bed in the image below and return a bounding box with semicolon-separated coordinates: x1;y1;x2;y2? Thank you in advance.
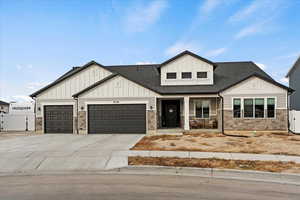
131;132;300;156
128;156;300;173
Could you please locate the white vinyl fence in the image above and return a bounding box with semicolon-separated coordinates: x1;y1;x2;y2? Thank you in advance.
290;110;300;134
0;113;35;132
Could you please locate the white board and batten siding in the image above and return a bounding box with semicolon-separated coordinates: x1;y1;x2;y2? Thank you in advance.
221;76;288;109
161;54;214;86
78;75;159;110
37;64;112;99
79;75;159;98
290;110;300;134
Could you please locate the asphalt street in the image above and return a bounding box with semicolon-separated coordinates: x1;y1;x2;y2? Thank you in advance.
0;174;299;200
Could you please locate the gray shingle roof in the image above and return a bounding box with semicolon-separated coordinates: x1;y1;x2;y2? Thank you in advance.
31;51;293;97
103;61;291;95
0;100;9;105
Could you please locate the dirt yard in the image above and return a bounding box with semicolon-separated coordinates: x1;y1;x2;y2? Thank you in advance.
128;156;300;173
0;132;36;140
131;132;300;156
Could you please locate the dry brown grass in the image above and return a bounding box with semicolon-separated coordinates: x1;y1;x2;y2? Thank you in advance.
128;156;300;173
131;132;300;156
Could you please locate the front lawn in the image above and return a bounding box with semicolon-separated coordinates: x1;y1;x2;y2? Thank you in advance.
131;132;300;156
128;156;300;173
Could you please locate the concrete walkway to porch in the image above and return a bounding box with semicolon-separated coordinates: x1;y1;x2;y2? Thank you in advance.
113;150;300;163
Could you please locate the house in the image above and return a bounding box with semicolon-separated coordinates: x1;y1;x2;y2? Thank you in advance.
0;100;9;114
286;56;300;111
30;51;293;135
286;55;300;134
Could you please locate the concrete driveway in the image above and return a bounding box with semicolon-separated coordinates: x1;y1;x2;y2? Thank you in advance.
0;134;143;172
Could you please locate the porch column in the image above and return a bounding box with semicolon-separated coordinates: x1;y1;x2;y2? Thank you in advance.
184;96;190;131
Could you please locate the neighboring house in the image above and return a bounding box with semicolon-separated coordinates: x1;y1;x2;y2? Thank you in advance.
0;100;9;114
30;51;293;135
286;56;300;111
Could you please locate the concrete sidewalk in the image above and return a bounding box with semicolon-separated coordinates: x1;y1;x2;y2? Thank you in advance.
113;150;300;163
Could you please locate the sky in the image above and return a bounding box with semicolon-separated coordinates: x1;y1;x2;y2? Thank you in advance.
0;0;300;102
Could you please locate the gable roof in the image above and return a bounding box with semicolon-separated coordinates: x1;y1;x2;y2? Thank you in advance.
0;100;9;105
30;51;293;97
159;50;217;69
73;61;293;96
30;61;114;97
286;55;300;78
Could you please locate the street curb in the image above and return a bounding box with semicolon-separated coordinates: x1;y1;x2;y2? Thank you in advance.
121;166;300;186
0;166;299;186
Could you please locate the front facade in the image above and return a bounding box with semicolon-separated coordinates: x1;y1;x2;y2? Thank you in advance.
0;100;9;114
31;51;292;135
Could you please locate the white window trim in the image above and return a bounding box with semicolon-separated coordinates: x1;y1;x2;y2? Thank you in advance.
181;72;192;79
231;97;277;119
232;98;242;119
194;99;211;119
166;72;177;80
197;71;208;79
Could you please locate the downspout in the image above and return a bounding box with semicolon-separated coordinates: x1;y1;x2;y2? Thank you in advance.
218;93;248;138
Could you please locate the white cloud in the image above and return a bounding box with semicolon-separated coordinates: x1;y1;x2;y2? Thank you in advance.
2;95;33;103
16;64;33;71
124;0;167;33
165;41;201;56
255;63;267;70
135;62;155;65
200;0;223;14
234;21;268;39
26;82;48;90
280;77;289;84
228;0;284;23
228;0;264;23
276;52;300;60
205;47;227;57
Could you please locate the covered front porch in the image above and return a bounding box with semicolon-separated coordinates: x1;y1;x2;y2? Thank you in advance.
156;96;222;132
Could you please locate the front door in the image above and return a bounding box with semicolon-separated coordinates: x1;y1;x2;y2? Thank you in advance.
162;100;180;128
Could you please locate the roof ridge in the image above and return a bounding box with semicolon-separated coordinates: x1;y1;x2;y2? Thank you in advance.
106;64;160;67
216;61;253;64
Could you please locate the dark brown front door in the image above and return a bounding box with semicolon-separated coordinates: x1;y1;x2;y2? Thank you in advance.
162;100;180;128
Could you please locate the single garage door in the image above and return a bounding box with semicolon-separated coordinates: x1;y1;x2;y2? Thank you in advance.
88;104;146;134
44;105;73;133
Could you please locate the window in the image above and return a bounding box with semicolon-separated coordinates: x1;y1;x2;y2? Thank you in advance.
267;98;275;118
182;72;192;79
244;99;254;118
233;98;241;118
166;72;176;79
255;98;264;118
197;72;207;78
195;100;210;118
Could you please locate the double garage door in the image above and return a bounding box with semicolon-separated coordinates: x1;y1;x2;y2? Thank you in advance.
44;104;146;134
88;104;146;134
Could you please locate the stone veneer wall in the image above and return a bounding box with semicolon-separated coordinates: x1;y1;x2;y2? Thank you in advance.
147;110;157;130
35;117;43;133
78;111;87;134
224;109;288;131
